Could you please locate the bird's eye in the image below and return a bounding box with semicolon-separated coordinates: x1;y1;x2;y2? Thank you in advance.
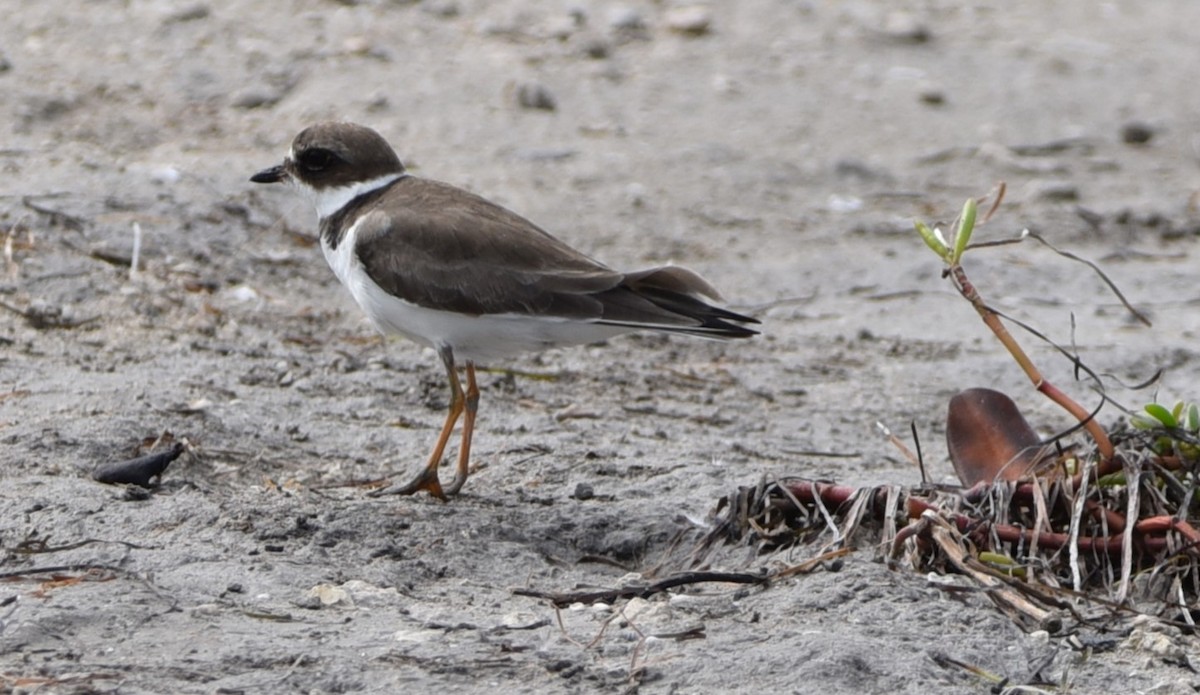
298;148;334;172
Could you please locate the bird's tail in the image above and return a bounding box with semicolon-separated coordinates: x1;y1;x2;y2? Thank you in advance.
597;266;760;339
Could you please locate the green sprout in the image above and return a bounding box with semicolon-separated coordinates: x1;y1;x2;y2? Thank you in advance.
915;198;977;265
1132;400;1200;461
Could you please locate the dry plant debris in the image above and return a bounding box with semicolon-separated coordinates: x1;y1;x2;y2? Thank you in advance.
692;187;1199;651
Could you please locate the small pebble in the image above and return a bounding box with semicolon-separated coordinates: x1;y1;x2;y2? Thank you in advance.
499;611;543;629
292;594;324;610
918;86;945;105
882;11;931;43
149;166;181;185
572;482;594;500
624;182;647;207
366;94;390;112
342;36;372;55
544;16;578;40
231;89;280;110
579;36;610;59
516;82;557;111
1030;180;1079;202
665;6;713;35
421;0;458;18
20;95;77;123
226;285;261;303
190;603;222;617
307;583;351;606
607;6;644;31
121;487;153;501
1121;121;1154;145
163;3;210;23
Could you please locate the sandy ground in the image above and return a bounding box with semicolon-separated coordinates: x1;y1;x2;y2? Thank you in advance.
3;1;1200;693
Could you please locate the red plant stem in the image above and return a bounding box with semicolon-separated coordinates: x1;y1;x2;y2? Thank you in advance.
907;497;1185;556
930;481;1128;533
779;480;861;508
776;480;1189;559
1085;500;1127;533
1136;516;1200;546
947;264;1116;468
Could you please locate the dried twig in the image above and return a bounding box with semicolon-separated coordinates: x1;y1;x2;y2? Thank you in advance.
514;570;770;608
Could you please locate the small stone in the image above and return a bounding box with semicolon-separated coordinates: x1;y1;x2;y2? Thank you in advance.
164;4;210;23
292;594;323;610
19;95;77;123
567;6;587;25
149;166;181;185
341;580;401;608
343;36;372;55
1029;180;1079;202
882;11;931;43
421;0;458;18
607;6;644;31
918;86;945;105
516;81;557;111
499;611;543;629
1121;121;1154;145
231;89;280;110
190;603;222;617
544;16;578;40
826;194;863;213
624;182;647;207
579;35;610;59
572;482;594;500
225;285;260;303
665;6;713;36
307;583;352;607
366;93;390;112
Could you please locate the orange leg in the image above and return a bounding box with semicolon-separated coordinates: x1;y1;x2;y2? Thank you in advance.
371;347;470;500
443;362;479;496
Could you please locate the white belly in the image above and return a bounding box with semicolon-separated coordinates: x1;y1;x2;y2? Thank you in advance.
320;222;627;363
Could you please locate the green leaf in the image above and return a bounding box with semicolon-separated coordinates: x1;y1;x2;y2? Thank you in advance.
979;551;1025;577
915;220;950;261
951;198;977;263
1130;413;1160;430
979;551;1014;567
1144;403;1177;428
1186;403;1200;431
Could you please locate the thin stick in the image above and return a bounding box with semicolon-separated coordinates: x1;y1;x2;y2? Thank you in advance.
1116;458;1139;603
130;223;142;281
513;570;770;607
1067;458;1093;593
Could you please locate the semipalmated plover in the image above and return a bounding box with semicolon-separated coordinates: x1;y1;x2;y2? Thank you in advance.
251;122;758;499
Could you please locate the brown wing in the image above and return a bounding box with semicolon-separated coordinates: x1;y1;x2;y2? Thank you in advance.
354;177;624;318
355;177;759;336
